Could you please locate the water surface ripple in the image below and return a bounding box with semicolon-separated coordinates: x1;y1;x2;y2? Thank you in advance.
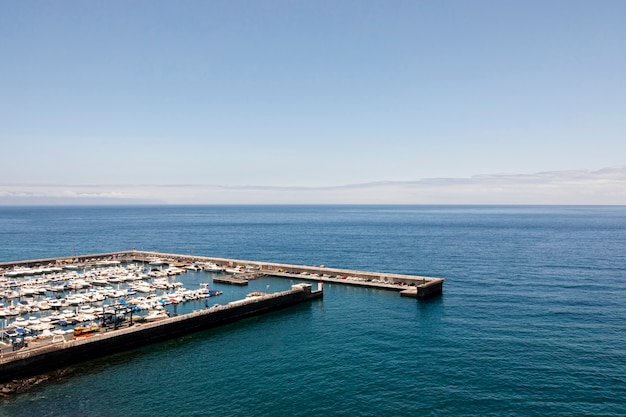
0;205;625;416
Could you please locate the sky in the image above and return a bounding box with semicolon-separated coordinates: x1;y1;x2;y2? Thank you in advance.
1;0;625;204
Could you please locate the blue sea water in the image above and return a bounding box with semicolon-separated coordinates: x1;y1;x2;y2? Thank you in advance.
0;205;625;416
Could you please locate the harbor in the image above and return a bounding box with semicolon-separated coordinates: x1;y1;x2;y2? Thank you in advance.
0;249;443;386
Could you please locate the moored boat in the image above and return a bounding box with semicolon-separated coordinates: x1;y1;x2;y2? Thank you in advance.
137;309;170;322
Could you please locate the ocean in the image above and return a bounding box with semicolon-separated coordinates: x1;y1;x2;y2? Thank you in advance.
0;205;625;416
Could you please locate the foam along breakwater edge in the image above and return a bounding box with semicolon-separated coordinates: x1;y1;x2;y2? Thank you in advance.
0;249;444;299
0;283;322;384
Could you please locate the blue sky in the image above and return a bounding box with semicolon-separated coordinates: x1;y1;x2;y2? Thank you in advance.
1;1;625;204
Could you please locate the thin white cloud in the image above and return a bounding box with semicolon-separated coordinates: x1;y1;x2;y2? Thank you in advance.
0;166;625;205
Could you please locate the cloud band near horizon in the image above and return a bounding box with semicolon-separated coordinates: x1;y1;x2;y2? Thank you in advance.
1;166;625;205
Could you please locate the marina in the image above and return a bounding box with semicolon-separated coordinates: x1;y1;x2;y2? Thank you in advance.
0;249;442;386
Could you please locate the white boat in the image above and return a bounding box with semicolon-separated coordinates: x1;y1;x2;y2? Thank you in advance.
90;278;110;286
47;283;67;292
4;307;19;316
12;317;28;327
65;295;84;306
21;287;37;296
61;309;76;319
138;309;169;322
17;300;36;313
2;290;20;299
82;290;106;302
164;267;183;276
184;264;202;271
109;290;127;298
79;305;95;314
203;263;223;272
48;299;65;309
132;284;154;293
148;270;167;278
75;313;97;322
129;273;147;281
30;322;53;332
40;328;54;338
66;279;88;290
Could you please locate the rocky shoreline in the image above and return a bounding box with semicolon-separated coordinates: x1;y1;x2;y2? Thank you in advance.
0;368;75;397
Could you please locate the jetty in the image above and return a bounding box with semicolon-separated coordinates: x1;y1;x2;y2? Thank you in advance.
0;283;322;383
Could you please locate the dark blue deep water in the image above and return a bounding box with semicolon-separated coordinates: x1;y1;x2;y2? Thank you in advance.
0;205;625;416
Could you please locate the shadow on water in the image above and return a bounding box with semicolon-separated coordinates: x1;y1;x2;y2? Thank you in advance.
415;293;445;316
0;301;317;400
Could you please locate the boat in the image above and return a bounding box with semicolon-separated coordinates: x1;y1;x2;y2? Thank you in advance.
47;282;67;292
203;263;223;272
185;264;202;271
137;309;170;322
48;299;65;309
37;299;52;310
163;267;183;276
78;305;95;314
65;295;85;306
198;282;223;297
90;278;109;286
148;258;164;266
12;317;28;327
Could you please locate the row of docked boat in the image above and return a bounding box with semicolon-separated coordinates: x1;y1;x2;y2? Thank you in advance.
0;260;235;295
0;282;221;317
0;262;224;346
0;258;124;278
0;261;234;291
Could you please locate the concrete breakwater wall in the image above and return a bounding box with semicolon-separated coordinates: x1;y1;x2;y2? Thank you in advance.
130;250;445;298
0;249;444;298
0;284;322;383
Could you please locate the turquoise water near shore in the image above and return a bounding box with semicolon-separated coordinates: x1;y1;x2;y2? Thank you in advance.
1;205;625;416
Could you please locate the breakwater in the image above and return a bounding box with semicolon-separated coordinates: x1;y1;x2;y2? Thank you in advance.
0;283;321;383
0;249;444;298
